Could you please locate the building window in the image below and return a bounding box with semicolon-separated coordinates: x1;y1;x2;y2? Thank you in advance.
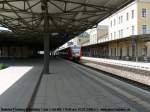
114;19;116;26
142;25;147;34
119;30;120;37
121;29;123;37
142;8;147;17
127;27;129;32
118;17;120;24
132;26;134;35
111;21;112;27
111;33;112;38
126;12;129;21
121;16;123;23
114;32;116;38
132;10;134;19
79;39;81;42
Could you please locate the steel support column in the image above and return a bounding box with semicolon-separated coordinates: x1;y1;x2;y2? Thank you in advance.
116;40;118;60
43;33;50;74
42;0;50;74
135;37;139;62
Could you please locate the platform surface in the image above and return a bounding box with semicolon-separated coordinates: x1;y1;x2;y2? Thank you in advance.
32;58;150;112
0;58;43;109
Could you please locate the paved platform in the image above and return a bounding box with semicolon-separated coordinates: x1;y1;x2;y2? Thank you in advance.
32;58;150;112
0;66;33;95
0;58;43;110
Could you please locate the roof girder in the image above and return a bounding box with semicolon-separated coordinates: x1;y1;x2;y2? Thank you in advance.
0;0;134;50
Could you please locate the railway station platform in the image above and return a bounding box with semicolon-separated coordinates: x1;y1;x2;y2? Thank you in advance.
81;57;150;71
32;58;150;112
81;57;150;86
0;58;43;110
0;58;150;112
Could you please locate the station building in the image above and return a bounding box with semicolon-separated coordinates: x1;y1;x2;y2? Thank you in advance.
82;0;150;62
89;25;109;44
73;32;90;46
59;32;90;50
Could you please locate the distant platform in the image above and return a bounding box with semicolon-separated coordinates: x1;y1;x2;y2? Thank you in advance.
81;57;150;86
81;57;150;71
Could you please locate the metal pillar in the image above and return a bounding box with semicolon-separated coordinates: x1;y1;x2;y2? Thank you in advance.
135;37;139;62
116;40;118;60
44;34;49;74
42;0;50;74
132;36;136;61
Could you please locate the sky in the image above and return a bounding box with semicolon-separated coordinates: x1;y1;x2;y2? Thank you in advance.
98;18;109;25
0;27;10;31
86;18;109;33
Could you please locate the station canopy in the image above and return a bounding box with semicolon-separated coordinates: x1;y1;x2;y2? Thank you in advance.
0;0;133;50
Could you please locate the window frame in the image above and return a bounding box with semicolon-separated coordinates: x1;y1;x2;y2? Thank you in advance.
126;12;129;21
142;8;147;17
131;10;134;19
142;25;147;34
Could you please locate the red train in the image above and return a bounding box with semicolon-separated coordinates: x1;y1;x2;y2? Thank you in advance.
59;46;82;61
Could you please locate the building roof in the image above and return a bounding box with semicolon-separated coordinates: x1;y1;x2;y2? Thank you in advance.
0;0;134;50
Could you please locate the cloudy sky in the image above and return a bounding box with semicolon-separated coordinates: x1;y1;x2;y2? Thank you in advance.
98;18;109;25
0;27;10;31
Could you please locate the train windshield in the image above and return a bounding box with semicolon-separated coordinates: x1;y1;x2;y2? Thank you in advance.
72;47;80;54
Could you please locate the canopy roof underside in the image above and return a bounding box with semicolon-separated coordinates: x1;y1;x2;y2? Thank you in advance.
0;0;134;50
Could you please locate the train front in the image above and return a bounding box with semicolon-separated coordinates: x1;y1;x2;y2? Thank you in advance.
71;46;81;61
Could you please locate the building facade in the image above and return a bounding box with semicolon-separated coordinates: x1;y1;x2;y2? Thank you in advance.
108;0;150;61
89;28;98;44
73;32;90;46
59;32;90;50
89;25;109;45
97;25;109;43
82;0;150;62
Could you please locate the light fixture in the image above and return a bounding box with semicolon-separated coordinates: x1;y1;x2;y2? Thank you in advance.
51;32;58;36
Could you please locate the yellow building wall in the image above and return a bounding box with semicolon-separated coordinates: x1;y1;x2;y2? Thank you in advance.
108;39;146;57
137;1;150;34
97;29;108;40
137;39;144;57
